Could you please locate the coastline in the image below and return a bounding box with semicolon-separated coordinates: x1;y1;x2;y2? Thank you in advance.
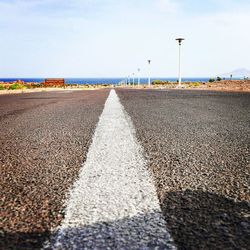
118;79;250;93
0;80;249;95
0;86;110;95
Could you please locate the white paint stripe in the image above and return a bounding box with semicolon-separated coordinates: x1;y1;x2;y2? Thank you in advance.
44;89;175;249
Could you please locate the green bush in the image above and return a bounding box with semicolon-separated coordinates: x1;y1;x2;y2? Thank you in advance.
209;78;215;83
0;84;6;90
9;83;25;90
26;83;42;89
152;80;170;85
189;82;200;87
216;76;222;81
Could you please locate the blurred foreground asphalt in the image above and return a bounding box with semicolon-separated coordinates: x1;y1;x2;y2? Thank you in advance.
117;89;250;250
1;88;249;250
0;89;110;249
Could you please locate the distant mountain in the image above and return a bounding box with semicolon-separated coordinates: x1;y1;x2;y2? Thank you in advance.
221;68;250;78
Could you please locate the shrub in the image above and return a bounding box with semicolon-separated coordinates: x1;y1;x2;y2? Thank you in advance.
152;80;170;85
189;82;200;87
9;83;25;90
209;78;215;83
26;83;42;89
216;76;222;81
0;84;6;90
152;80;162;85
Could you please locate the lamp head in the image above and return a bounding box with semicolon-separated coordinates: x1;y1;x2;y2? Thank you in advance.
176;38;185;45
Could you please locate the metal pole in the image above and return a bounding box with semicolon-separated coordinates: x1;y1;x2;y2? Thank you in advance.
178;43;181;87
138;68;140;86
176;38;185;88
148;60;151;87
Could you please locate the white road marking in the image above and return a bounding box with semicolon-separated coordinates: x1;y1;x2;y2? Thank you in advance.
43;89;175;249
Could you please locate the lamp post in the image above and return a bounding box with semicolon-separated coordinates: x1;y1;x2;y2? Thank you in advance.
148;59;151;87
138;68;140;86
176;38;185;87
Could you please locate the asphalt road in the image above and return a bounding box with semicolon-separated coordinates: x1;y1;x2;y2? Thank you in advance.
1;88;250;250
116;89;250;250
0;89;110;249
44;90;175;250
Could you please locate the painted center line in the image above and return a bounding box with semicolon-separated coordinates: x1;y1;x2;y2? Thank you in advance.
44;89;175;249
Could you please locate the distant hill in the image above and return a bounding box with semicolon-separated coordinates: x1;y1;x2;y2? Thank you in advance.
221;68;250;78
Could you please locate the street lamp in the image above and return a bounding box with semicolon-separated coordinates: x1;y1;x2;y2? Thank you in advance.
148;59;151;87
138;68;141;86
176;38;185;87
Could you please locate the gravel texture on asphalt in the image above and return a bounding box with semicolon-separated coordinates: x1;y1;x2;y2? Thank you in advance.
0;89;110;249
116;89;250;250
44;90;175;249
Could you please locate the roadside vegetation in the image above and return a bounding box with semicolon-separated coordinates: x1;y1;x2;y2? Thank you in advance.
0;81;113;92
152;80;203;88
0;82;44;91
209;77;223;82
152;80;172;85
9;83;26;90
0;83;27;90
188;82;201;88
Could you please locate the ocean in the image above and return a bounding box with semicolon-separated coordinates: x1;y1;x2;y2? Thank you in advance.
0;77;236;85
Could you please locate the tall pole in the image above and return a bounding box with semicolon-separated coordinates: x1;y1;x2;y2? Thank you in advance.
148;60;151;87
138;68;140;86
178;43;181;87
176;38;185;87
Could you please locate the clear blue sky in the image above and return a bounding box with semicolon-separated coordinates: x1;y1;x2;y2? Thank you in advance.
0;0;249;77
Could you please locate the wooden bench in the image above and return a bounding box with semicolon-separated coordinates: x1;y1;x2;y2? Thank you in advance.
43;78;65;87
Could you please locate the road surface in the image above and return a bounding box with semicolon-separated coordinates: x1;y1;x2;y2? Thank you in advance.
1;90;109;249
1;88;250;249
117;88;250;250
